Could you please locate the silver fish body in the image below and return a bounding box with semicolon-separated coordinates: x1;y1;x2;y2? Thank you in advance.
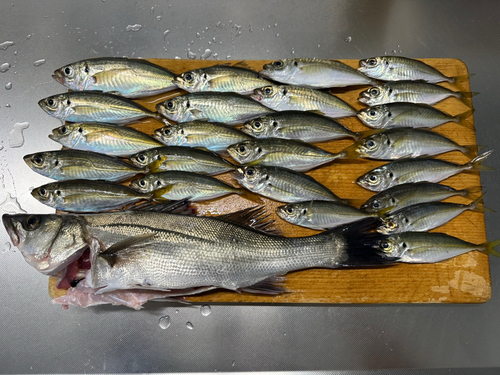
156;92;274;125
358;81;472;106
174;64;271;94
53;57;177;98
358;56;454;84
374;232;499;263
251;85;357;119
242;111;358;142
357;103;474;129
356;150;493;192
343;128;473;160
231;165;342;203
259;58;375;88
48;123;164;157
154;121;252;152
23;150;144;182
31;180;150;212
38;91;159;124
361;182;481;214
129;146;235;175
227;138;342;172
277;200;375;230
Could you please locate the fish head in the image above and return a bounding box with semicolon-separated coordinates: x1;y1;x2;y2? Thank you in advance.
360;192;394;214
356;166;395;192
154;124;182;145
357;105;390;128
129;149;158;168
23;152;60;177
48;123;86;148
358;56;389;79
231;165;268;190
2;213;88;275
38;93;75;121
259;59;296;81
174;69;206;92
242;116;274;138
358;86;390;106
227;140;263;164
251;85;286;110
129;175;159;193
276;203;310;226
354;133;388;159
376;213;406;235
156;97;190;122
31;183;65;210
53;61;95;91
374;234;405;259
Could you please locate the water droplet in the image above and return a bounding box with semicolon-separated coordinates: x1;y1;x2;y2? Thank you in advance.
231;361;235;367
226;55;231;59
1;193;27;214
391;49;397;55
0;41;14;50
186;322;194;330
196;32;201;38
150;6;155;14
213;52;218;59
234;24;242;37
248;24;253;33
126;24;143;32
5;82;12;90
5;104;11;108
187;50;197;59
291;48;295;54
1;242;11;254
163;30;170;41
33;59;46;67
201;49;212;60
216;21;221;27
345;36;352;43
0;63;11;73
9;122;30;148
158;315;171;329
200;305;211;316
174;56;181;60
275;33;279;37
26;34;33;39
156;16;162;21
175;309;179;313
283;332;286;336
102;0;107;2
397;44;400;48
274;23;278;27
317;44;321;48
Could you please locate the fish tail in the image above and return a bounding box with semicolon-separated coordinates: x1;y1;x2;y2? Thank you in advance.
465;150;495;172
460;185;483;200
482;239;500;258
453;109;475;129
468;193;494;213
460;144;479;159
458;91;479;108
236;188;264;204
450;73;475;91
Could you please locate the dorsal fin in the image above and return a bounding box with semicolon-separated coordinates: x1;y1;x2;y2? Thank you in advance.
215;206;281;236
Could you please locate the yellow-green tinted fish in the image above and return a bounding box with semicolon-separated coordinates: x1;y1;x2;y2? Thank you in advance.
342;128;476;160
156;92;274;125
357;103;474;130
251;85;356;118
376;195;486;234
53;57;177;98
48;122;164;157
23;150;144;182
277;201;376;230
154;121;252;152
361;182;482;214
31;180;150;212
242;111;358;142
227;138;343;172
38;91;160;124
358;81;476;107
129;146;235;175
174;63;271;94
356;150;493;192
374;232;500;263
231;165;343;203
260;58;376;88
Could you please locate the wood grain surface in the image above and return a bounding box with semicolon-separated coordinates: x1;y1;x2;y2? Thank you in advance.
49;58;492;304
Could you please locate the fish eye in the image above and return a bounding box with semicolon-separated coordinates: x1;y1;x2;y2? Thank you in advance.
368;59;377;66
387;221;397;229
273;60;283;67
246;167;255;176
139;180;146;187
163;128;172;136
167;101;174;109
64;67;72;75
253;121;262;129
370;88;379;96
286;206;294;214
264;87;272;95
238;145;246;153
33;154;44;165
39;188;47;196
25;216;41;231
185;73;193;81
366;140;376;148
47;98;55;106
372;200;380;208
368;175;378;182
369;110;376;116
380;241;391;249
137;154;146;162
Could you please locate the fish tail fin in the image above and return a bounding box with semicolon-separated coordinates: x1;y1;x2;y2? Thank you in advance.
468;193;494;213
236;188;264;204
465;150;495;172
458;91;479;108
460;144;479;159
460;185;483;200
453;109;475;129
450;73;474;91
482;239;500;258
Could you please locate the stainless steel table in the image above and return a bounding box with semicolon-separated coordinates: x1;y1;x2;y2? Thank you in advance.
1;1;499;373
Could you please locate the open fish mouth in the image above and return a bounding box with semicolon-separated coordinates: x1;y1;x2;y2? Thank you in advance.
2;215;19;246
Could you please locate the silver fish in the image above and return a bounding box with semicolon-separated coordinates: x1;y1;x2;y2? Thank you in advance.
129;146;235;175
342;128;476;160
356;150;493;192
53;57;177;98
251;85;357;119
231;165;343;203
156;92;274;125
361;182;482;214
38;91;160;124
374;232;500;263
31;180;150;212
174;63;271;94
358;81;476;107
23;150;144;182
259;58;375;88
154;121;252;152
277;200;376;230
227;138;343;172
358;56;467;84
48;122;164;157
2;209;393;306
242;111;358;142
376;195;485;234
357;103;474;130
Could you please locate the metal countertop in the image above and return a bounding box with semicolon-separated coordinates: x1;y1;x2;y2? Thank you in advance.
1;0;499;373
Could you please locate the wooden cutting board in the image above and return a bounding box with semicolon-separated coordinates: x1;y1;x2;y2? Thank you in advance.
49;58;492;303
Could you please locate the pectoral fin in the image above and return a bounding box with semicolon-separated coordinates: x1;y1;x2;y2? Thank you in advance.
100;233;156;266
